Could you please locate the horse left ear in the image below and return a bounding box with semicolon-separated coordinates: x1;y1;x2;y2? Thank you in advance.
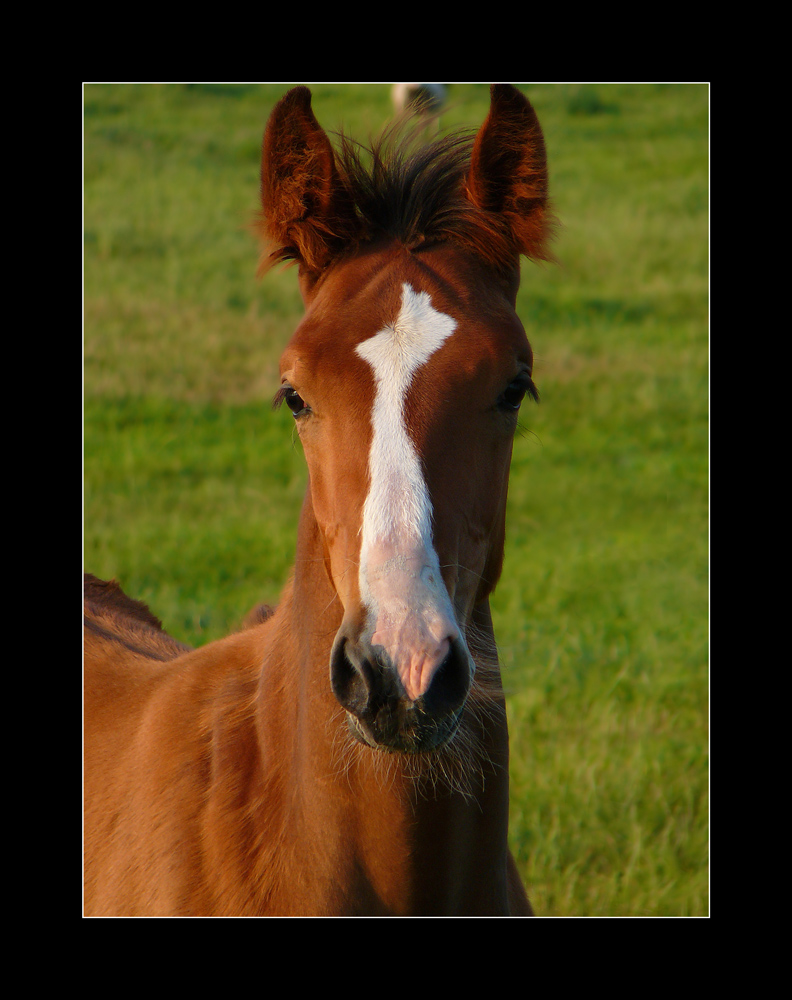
259;86;356;275
465;84;556;263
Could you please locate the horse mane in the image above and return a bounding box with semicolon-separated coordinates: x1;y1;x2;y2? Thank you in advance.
259;119;531;274
335;125;508;256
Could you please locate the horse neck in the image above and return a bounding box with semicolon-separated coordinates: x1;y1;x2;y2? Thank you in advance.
248;492;514;915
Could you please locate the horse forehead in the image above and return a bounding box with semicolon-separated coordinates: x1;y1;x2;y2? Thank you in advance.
283;257;528;382
354;282;531;399
281;281;447;376
355;283;457;381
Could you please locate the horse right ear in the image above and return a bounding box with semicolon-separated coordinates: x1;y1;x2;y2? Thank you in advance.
259;87;356;276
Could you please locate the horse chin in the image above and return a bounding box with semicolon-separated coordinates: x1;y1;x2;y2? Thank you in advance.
345;706;463;754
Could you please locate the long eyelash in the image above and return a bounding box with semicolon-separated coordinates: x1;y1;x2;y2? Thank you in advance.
525;376;540;403
272;385;290;411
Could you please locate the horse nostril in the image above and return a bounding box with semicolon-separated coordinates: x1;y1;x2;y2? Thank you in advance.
330;633;374;717
421;637;472;718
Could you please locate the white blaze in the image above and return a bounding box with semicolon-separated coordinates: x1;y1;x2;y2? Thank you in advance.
355;283;462;701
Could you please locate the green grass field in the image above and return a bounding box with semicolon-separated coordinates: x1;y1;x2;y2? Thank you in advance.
84;83;709;916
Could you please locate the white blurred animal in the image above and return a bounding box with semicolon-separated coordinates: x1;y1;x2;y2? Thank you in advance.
391;83;447;116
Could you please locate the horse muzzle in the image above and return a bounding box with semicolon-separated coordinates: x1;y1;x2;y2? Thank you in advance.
330;628;473;753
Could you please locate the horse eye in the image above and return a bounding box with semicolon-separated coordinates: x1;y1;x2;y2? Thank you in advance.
498;374;539;412
273;384;310;418
500;383;526;410
285;389;307;416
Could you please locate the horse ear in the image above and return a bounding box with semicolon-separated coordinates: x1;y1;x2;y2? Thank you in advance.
465;84;555;263
259;86;356;275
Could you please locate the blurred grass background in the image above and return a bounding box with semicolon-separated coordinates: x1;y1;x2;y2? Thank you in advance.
83;83;708;916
